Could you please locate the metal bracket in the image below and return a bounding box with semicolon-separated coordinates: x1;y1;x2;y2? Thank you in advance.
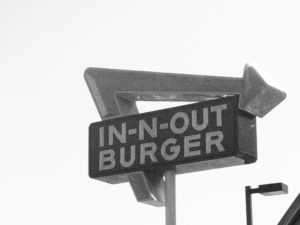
128;171;165;207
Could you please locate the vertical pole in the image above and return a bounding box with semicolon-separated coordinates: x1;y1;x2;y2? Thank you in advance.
245;186;253;225
165;169;176;225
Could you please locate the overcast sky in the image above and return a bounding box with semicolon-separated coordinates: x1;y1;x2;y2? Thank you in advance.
1;0;299;224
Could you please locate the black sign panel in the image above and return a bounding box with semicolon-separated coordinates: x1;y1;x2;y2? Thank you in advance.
89;96;257;183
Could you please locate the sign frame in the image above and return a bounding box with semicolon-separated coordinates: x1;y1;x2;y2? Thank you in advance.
89;96;257;184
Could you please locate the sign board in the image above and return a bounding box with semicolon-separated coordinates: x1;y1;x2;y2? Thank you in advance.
89;96;257;184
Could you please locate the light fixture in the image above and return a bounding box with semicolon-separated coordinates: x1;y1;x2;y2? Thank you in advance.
245;182;288;225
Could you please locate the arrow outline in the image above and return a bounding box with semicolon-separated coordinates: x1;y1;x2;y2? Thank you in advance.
84;64;286;207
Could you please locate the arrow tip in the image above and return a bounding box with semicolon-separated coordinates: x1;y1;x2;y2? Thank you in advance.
239;64;287;117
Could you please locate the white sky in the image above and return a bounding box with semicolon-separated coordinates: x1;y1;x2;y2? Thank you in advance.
0;0;299;224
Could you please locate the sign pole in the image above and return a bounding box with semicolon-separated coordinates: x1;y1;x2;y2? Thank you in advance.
165;169;176;225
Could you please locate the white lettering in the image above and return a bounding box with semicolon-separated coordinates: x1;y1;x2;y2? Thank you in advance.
161;138;180;161
99;149;116;170
192;108;208;131
108;123;126;145
184;134;201;157
120;146;136;168
140;142;158;164
99;127;104;147
211;104;227;127
139;118;157;140
170;112;189;134
206;131;225;153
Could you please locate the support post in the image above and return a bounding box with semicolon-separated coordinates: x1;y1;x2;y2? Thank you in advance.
165;170;176;225
245;186;253;225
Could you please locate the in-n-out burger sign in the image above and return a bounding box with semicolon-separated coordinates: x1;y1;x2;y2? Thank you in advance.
89;96;257;183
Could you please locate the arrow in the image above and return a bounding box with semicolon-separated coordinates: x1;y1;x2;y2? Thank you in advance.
84;64;286;207
84;64;286;119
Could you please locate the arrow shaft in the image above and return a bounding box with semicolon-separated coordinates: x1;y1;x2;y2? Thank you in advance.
85;68;244;118
109;69;244;95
